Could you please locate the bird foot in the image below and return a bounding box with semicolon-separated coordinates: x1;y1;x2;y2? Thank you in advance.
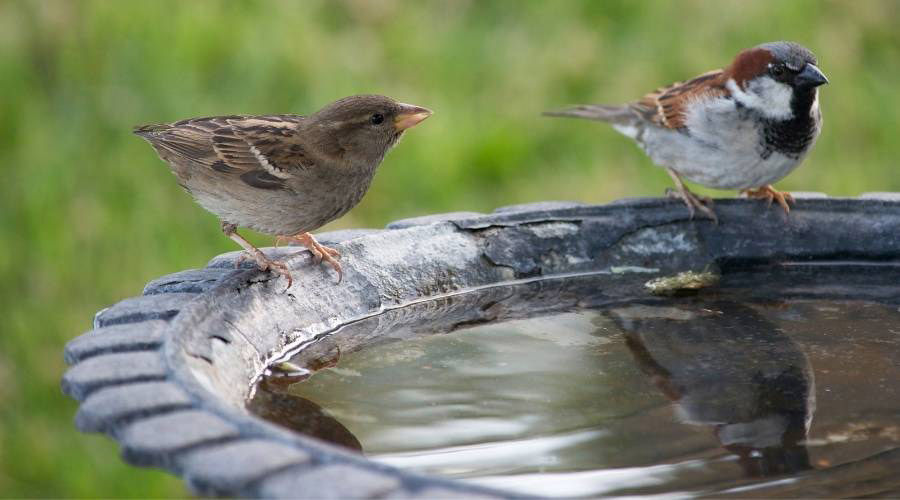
235;248;293;290
278;232;343;284
222;222;293;291
665;187;718;223
741;185;794;214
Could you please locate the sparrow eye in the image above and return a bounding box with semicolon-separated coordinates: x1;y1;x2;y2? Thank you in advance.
770;64;786;77
370;113;384;125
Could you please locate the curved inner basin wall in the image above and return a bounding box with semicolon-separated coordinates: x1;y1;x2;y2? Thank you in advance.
248;264;900;497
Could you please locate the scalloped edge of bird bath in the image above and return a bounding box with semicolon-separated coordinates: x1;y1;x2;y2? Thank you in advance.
62;194;900;499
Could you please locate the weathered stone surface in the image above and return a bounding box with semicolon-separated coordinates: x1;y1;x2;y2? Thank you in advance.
120;410;240;467
62;351;167;401
179;439;311;496
315;228;384;244
93;293;194;328
493;200;586;213
860;192;900;201
788;191;829;199
65;320;166;364
259;463;403;499
386;212;486;230
206;246;301;269
204;230;383;270
206;230;383;271
76;381;191;432
143;268;232;295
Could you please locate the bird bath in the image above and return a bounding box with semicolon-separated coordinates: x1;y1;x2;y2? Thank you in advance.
63;195;900;498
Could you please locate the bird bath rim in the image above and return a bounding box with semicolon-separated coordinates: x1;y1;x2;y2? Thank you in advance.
62;194;900;498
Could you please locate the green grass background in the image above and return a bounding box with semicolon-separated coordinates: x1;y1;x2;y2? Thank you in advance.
1;0;898;496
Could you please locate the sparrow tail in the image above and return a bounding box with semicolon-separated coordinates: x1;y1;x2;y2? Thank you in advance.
132;123;170;138
542;104;635;124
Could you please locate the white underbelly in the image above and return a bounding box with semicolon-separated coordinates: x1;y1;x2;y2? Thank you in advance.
649;136;801;190
639;105;805;190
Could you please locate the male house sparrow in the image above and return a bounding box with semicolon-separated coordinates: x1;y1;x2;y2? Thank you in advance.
545;41;828;220
135;95;432;287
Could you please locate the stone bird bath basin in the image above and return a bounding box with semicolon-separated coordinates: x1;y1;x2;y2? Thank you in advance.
63;195;900;498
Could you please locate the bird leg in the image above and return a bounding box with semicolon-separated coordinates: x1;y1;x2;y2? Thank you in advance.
277;232;343;284
221;221;293;289
741;185;794;214
665;168;718;223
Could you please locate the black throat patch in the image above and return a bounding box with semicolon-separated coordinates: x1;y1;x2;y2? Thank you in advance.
760;89;820;159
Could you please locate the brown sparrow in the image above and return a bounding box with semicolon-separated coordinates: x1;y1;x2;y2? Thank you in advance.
546;41;828;221
135;95;432;287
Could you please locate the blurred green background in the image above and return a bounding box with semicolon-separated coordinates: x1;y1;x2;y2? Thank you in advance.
1;0;897;496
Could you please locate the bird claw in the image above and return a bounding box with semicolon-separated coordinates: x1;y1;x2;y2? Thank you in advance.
277;233;344;284
667;187;717;223
308;243;343;283
222;223;293;292
235;249;294;291
310;245;341;263
665;169;717;223
742;185;794;214
265;260;293;292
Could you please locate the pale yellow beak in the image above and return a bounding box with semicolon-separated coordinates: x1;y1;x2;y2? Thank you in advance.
394;103;433;131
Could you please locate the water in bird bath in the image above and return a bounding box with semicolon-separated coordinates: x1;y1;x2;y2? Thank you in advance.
250;267;900;497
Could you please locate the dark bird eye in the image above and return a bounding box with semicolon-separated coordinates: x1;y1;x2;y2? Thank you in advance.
370;113;384;125
770;64;785;76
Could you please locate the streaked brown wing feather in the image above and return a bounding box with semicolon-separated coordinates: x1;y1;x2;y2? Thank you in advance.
136;115;312;191
135;117;234;167
221;116;314;176
630;70;727;129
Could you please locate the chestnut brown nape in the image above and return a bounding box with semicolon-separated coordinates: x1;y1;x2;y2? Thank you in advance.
728;42;819;87
728;48;775;87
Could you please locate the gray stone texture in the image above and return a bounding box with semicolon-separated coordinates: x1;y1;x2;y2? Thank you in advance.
93;293;195;328
385;211;487;229
62;351;167;401
179;439;312;496
260;464;403;499
64;320;166;364
120;410;240;467
76;381;192;432
143;268;232;295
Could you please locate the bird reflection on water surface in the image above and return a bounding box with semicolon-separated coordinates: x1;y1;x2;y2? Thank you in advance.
610;301;814;478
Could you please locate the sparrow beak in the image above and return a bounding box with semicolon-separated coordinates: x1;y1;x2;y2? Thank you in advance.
796;63;828;88
394;104;433;131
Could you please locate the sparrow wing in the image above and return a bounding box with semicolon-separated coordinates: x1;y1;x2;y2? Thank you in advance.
134;116;237;167
214;116;315;189
135;115;312;190
631;70;728;129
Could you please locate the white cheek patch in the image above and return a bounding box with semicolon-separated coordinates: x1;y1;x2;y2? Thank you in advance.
250;145;291;179
727;77;794;120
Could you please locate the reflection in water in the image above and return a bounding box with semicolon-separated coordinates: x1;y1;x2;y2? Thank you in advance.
248;386;362;452
610;301;814;478
249;273;900;497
